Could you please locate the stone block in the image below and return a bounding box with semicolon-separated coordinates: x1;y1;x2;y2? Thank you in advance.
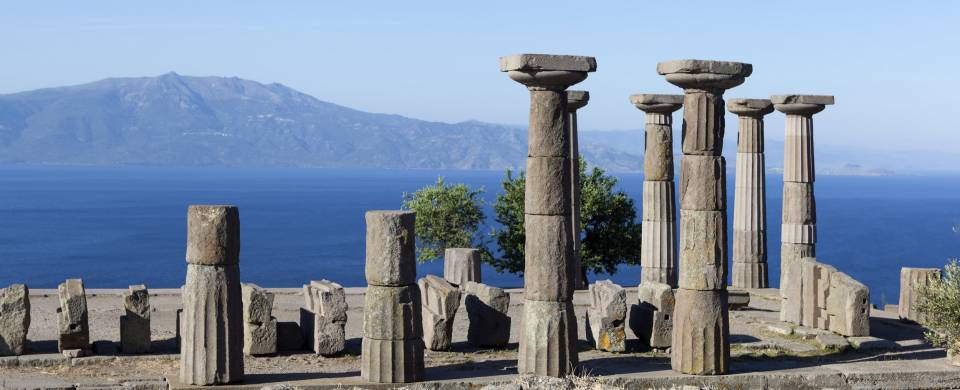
0;284;30;356
814;333;849;351
671;289;729;375
770;95;835;106
728;289;750;310
314;318;346;356
360;337;425;383
679;155;725;211
499;54;597;72
525;156;570;215
463;282;510;347
585;280;626;352
782;182;816;224
657;60;753;77
848;336;899;351
680;92;725;155
243;319;277;356
642;181;676;222
517;300;578;377
418;275;460;351
363;284;422;340
731;262;767;290
727;98;774;118
303;280;347;355
826;271;870;337
306;280;348;322
643;125;675;181
179;264;243;385
631;282;674;348
365;211;416;286
241;283;274;325
899;267;941;323
523;214;574;301
120;285;150;354
57;278;89;352
678;210;727;290
276;321;303;351
186;205;240;266
800;259;835;328
779;253;805;324
443;248;482;286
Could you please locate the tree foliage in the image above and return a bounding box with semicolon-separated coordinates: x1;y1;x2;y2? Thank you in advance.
915;259;960;355
402;177;485;263
487;158;642;277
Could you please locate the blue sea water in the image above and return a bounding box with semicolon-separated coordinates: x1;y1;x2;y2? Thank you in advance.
0;165;958;306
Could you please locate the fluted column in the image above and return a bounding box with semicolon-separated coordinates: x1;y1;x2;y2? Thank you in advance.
728;99;774;288
500;53;596;378
658;59;752;375
630;94;683;287
567;90;589;290
772;94;834;324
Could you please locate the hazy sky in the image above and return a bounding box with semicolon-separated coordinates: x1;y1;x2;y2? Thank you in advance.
2;1;958;154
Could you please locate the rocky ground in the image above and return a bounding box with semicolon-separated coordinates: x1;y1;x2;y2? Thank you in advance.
0;287;956;389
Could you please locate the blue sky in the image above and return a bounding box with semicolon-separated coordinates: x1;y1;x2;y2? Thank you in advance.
1;1;958;154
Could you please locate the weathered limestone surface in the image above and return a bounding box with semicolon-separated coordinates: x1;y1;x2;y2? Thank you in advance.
899;267;941;323
120;284;150;354
418;275;460;351
631;94;682;286
0;284;30;356
463;281;511;347
659;59;751;375
781;256;870;336
729;98;773;288
827;270;870;336
567;90;589;290
517;300;578;377
630;282;675;349
443;248;482;287
361;210;424;383
301;280;347;356
241;283;277;356
585;280;626;352
180;204;243;385
501;53;594;377
57;278;89;352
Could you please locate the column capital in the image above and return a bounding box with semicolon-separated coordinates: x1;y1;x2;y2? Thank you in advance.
657;59;752;91
630;94;683;114
500;54;597;91
727;98;773;117
566;90;589;111
772;95;834;115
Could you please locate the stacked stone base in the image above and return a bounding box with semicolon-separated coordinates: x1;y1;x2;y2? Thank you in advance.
518;300;578;377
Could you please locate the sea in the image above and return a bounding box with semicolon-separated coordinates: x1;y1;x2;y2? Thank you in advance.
1;165;958;306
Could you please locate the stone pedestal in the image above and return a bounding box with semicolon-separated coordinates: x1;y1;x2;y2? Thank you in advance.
57;278;89;352
772;95;834;324
0;284;30;356
418;275;460;351
567;90;589;290
463;281;511;347
361;211;424;383
180;205;244;385
443;248;482;287
658;59;752;375
585;280;626;352
120;284;151;354
501;53;595;377
899;267;941;323
728;98;774;288
630;94;683;286
301;279;347;356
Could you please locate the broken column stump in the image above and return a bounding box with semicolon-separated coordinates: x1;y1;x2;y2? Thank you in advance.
418;275;460;351
0;284;30;356
120;284;151;354
586;280;626;352
57;278;89;353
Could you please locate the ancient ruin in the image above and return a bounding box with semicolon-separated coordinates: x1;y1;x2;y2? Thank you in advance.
630;94;683;286
301;279;347;355
241;283;277;356
463;281;511;347
585;280;626;352
120;284;150;354
443;248;482;287
360;210;424;383
567;90;589;289
659;59;752;375
180;205;244;385
0;284;30;356
900;267;941;323
418;274;460;351
57;278;89;353
630;281;675;349
500;53;596;377
728;98;774;288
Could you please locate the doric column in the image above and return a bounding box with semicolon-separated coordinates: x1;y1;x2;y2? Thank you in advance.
566;90;589;290
772;94;834;324
500;53;596;378
180;205;244;385
658;59;752;375
728;99;774;289
630;94;683;287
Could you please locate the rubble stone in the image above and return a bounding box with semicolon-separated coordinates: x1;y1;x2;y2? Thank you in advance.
120;285;150;354
585;280;626;352
0;284;30;356
57;279;89;352
418;275;460;351
463;281;511;347
302;280;347;355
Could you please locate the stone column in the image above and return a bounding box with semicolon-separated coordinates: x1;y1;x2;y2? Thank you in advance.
728;99;774;289
443;248;482;287
180;205;243;385
500;53;596;377
567;90;589;289
771;95;834;324
361;211;424;383
630;94;683;286
658;59;752;375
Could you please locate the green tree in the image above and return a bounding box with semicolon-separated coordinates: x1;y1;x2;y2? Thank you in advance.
915;259;960;356
487;158;642;281
402;177;486;263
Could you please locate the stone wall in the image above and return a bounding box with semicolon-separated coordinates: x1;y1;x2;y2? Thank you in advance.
780;256;870;336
